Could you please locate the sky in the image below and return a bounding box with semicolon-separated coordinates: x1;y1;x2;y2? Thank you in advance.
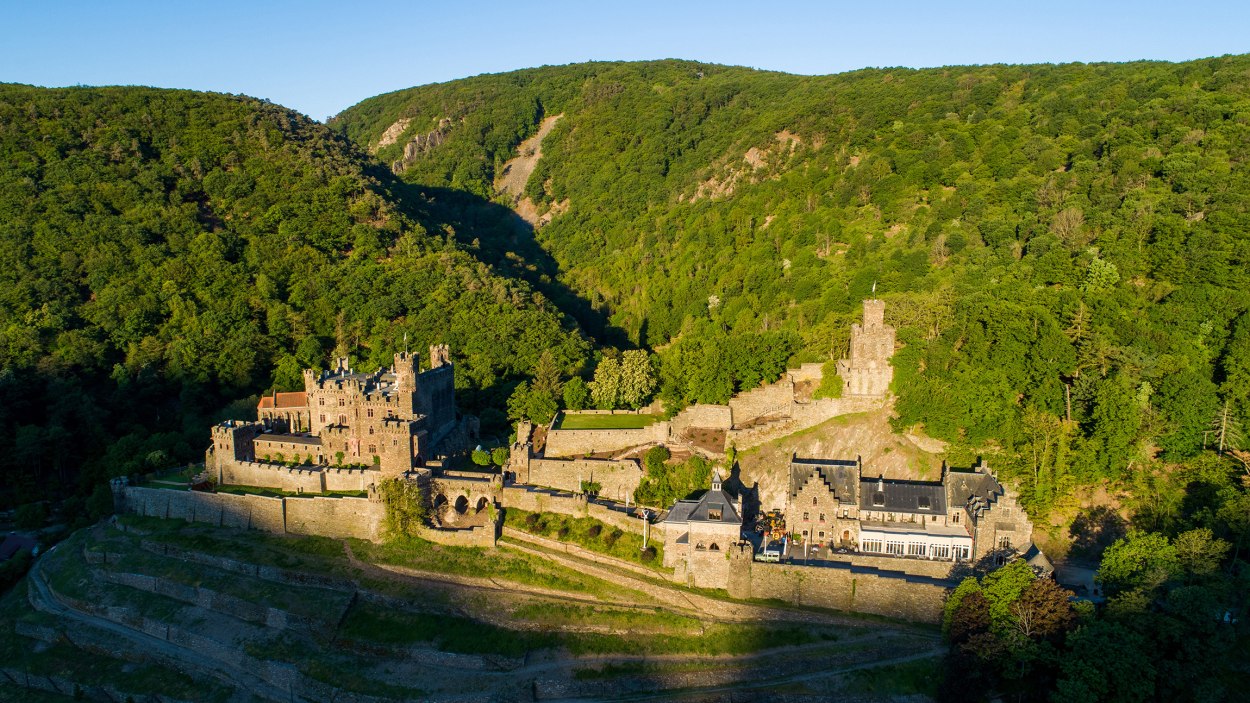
3;1;1248;121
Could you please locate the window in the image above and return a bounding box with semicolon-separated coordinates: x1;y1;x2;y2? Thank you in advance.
338;398;345;407
803;512;809;520
932;545;951;559
812;496;818;506
819;513;825;522
818;531;825;539
709;543;720;551
319;399;325;406
339;415;347;424
886;541;904;556
862;540;883;553
319;414;325;423
802;530;808;537
392;439;398;446
872;491;885;507
842;509;850;518
696;542;706;551
998;536;1012;550
956;546;970;561
368;444;376;454
952;512;960;524
708;503;723;521
367;408;374;418
908;543;926;557
918;496;931;510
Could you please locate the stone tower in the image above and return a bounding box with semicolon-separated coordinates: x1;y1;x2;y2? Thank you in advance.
836;299;896;397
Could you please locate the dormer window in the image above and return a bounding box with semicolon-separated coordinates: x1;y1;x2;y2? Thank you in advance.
708;503;723;521
918;496;931;510
873;492;885;507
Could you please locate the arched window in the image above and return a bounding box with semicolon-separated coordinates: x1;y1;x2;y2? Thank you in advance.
812;496;817;506
709;543;720;551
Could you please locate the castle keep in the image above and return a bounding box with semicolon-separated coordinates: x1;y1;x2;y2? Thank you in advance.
209;345;468;492
836;298;895;397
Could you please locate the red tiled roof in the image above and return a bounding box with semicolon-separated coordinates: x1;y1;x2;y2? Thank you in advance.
274;392;306;409
257;392;307;410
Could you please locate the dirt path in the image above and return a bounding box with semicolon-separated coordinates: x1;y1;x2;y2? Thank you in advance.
27;552;295;703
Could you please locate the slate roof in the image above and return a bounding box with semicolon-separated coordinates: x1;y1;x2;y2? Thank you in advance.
790;457;859;499
859;477;947;515
944;468;1002;508
663;471;742;525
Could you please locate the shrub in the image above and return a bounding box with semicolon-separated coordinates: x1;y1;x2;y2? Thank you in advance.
587;524;602;538
471;449;492;466
605;529;623;547
557;525;571;540
524;512;541;527
640;546;657;562
14;503;46;529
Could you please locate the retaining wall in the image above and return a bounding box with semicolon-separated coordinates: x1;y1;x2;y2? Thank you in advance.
525;457;642;503
670;404;733;434
729;380;795;426
120;486;383;541
727;556;950;623
542;422;670;458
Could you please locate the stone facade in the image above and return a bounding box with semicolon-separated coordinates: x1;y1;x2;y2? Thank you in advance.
209;345;474;492
783;455;1035;566
836;299;896;397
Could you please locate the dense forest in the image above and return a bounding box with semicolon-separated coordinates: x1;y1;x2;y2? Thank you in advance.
337;57;1250;510
0;84;587;507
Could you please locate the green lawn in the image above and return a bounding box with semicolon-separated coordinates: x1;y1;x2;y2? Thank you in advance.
556;412;660;430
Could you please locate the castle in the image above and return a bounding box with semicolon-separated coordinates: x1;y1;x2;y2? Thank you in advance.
208;345;471;492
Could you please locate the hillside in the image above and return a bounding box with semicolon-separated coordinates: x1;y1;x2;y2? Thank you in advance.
336;58;1250;515
0;84;587;506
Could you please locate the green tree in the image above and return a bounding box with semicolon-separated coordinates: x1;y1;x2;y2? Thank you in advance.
617;349;657;409
378;477;428;536
1097;530;1181;595
589;355;622;409
563;376;590;411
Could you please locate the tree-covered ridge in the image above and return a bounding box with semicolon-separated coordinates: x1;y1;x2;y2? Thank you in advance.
0;84;587;503
338;57;1250;512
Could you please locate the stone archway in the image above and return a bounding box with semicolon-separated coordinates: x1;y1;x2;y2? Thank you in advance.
454;495;469;514
475;496;489;512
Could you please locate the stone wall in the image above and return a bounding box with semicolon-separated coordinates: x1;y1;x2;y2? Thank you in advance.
525;457;643;503
729;379;795;427
120;486;383;541
670;404;733;434
789;363;825;384
542;421;670;458
727;554;951;623
285;495;384;540
724;396;881;450
218;460;376;494
500;485;643;535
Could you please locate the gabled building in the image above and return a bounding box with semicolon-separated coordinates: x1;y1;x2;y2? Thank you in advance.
785;455;1034;563
661;470;746;587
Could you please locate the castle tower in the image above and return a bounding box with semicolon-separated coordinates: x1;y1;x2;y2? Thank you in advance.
303;368;318;393
835;299;896;397
429;344;451;369
393;351;418;393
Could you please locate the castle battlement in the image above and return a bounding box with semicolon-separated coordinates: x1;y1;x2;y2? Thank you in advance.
836;299;896;397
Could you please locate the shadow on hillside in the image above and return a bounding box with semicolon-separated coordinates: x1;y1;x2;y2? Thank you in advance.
393;182;632;350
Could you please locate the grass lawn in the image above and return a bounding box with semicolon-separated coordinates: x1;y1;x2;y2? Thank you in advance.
556;412;660;430
503;507;664;568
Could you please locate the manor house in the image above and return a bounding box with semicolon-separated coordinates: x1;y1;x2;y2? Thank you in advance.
208;345;467;490
787;456;1034;562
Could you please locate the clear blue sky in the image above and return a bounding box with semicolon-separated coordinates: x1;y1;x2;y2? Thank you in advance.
3;1;1247;120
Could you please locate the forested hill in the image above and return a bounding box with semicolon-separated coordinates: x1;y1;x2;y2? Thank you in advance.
336;57;1250;512
0;84;587;505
